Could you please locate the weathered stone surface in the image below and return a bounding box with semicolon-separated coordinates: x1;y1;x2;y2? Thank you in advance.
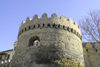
0;14;85;67
83;43;100;67
10;14;84;67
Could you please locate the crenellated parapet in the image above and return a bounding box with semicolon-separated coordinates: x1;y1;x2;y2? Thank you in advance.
83;43;100;53
18;13;81;39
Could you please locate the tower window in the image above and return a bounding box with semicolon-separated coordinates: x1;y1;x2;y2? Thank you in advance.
4;65;5;67
63;25;65;29
86;49;88;52
67;27;69;31
52;24;56;28
29;36;40;47
47;24;50;27
71;28;73;32
22;30;23;33
25;28;27;31
43;24;45;27
0;57;1;61
29;26;31;29
96;49;98;52
33;25;35;28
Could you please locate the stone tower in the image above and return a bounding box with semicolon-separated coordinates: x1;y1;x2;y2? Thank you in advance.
10;13;85;67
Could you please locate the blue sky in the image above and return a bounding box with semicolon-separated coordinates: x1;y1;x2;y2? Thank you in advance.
0;0;100;51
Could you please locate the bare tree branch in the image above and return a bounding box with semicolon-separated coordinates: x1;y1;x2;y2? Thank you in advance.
79;10;100;42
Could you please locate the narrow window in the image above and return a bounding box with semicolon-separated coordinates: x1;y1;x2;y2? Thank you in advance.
0;57;1;61
86;49;88;52
25;28;27;31
52;24;55;27
67;27;69;31
29;26;31;29
96;49;98;52
63;25;65;29
71;28;73;32
43;24;45;27
33;25;35;28
63;25;64;29
47;24;50;27
22;30;23;33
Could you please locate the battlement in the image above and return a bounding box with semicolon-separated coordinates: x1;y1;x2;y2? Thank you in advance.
18;13;81;39
83;43;100;53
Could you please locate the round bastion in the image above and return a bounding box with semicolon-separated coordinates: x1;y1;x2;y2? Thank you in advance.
11;13;85;67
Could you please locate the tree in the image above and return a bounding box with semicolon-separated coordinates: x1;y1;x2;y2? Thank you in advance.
79;10;100;42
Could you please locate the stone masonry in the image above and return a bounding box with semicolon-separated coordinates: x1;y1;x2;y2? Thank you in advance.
0;13;85;67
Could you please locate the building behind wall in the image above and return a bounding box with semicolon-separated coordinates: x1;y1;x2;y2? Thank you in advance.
0;13;100;67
